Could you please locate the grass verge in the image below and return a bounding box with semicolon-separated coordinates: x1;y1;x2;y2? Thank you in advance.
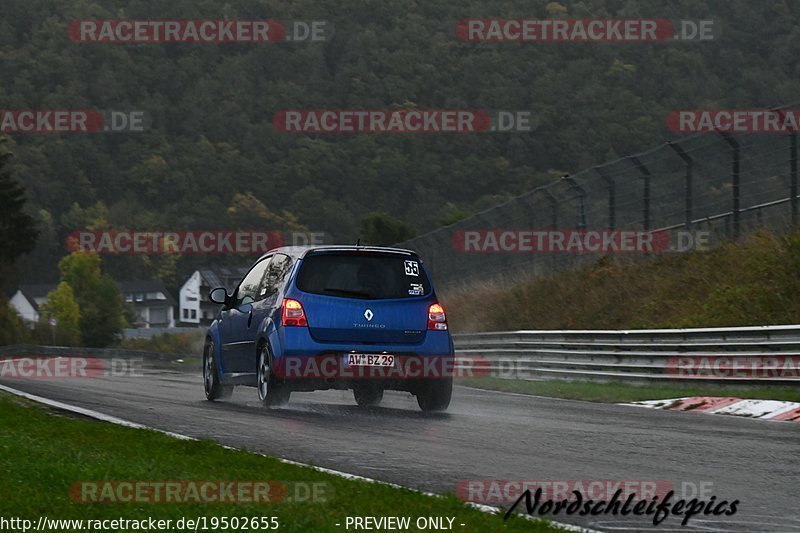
445;229;800;331
0;392;565;532
117;331;205;355
461;377;800;403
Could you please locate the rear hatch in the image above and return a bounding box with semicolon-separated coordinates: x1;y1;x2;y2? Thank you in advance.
295;251;433;344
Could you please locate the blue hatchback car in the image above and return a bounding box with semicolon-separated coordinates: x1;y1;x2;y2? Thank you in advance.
203;246;454;411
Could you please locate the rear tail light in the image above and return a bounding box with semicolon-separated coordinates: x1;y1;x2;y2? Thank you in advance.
427;302;448;331
282;298;308;327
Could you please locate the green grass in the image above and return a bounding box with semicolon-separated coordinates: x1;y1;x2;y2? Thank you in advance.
0;393;565;532
117;331;205;355
461;378;800;403
445;229;800;331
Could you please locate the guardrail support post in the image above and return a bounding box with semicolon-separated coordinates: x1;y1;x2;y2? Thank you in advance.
719;133;741;240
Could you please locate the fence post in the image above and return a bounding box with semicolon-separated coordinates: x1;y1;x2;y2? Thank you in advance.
594;165;615;230
561;174;587;230
667;141;694;229
519;191;540;271
792;132;798;226
719;132;741;240
627;156;652;230
520;192;536;229
774;108;797;227
435;229;460;283
532;185;558;229
531;186;559;274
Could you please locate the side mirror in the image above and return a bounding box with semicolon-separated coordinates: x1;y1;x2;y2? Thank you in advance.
209;287;229;305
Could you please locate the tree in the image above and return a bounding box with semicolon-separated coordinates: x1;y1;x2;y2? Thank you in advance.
60;251;102;298
39;282;81;345
227;192;306;231
439;202;469;227
83;278;127;347
0;137;38;269
2;0;800;288
359;212;416;246
0;301;28;346
58;252;126;347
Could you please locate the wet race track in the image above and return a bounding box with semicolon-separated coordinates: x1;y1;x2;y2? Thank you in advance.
2;362;798;533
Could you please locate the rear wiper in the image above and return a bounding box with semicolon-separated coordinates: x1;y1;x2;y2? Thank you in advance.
322;287;372;298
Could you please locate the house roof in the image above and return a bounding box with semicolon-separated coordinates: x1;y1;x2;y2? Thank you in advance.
16;284;58;311
18;284;58;299
198;267;249;290
118;280;176;306
14;280;177;310
118;280;169;292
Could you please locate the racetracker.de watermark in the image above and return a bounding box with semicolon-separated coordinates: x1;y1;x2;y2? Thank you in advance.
667;109;800;133
255;354;800;382
456;19;714;42
273;109;536;133
70;480;331;504
666;356;800;378
0;110;147;133
452;230;713;254
272;355;491;380
457;480;680;504
66;230;326;254
69;20;330;43
0;357;142;379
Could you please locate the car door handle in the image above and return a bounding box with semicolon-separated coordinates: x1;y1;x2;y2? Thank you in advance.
247;310;253;328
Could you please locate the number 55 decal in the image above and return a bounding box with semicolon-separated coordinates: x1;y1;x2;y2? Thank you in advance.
404;260;419;276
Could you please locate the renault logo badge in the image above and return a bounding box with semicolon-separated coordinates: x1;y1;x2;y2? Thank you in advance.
364;309;374;321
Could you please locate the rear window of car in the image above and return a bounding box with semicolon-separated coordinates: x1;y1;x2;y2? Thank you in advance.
296;252;431;299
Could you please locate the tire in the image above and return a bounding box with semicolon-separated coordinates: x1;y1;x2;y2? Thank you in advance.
353;384;384;408
416;377;452;412
203;339;233;401
257;343;290;408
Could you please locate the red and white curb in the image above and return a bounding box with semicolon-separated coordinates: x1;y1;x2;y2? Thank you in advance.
622;396;800;423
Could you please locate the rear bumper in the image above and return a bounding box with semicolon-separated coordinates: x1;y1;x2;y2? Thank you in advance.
281;375;445;393
273;327;454;392
277;326;453;357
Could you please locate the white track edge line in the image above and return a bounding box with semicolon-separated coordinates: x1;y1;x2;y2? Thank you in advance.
0;383;601;533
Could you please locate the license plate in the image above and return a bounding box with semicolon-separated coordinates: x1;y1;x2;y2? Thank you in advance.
345;353;395;367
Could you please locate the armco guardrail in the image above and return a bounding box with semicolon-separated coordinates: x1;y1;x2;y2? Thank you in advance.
3;327;800;385
453;325;800;385
0;345;195;363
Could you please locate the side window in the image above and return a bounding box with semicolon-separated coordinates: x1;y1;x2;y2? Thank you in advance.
261;254;292;297
236;257;272;305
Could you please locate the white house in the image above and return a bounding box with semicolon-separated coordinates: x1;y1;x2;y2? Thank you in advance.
9;284;56;325
179;267;247;326
11;281;176;329
118;280;176;329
